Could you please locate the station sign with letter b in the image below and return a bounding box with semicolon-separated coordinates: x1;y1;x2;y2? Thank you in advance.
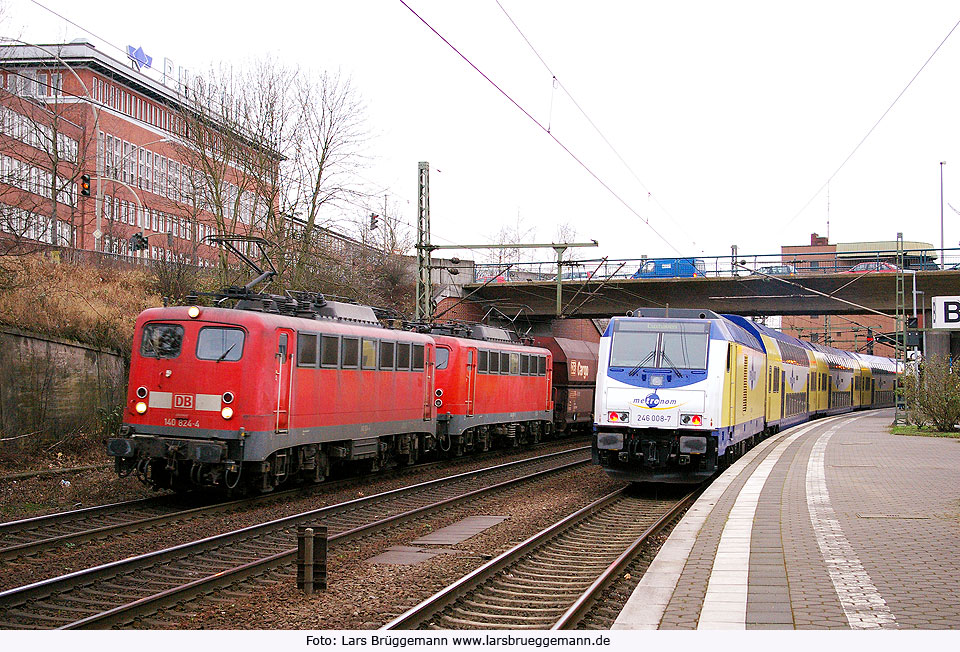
932;296;960;329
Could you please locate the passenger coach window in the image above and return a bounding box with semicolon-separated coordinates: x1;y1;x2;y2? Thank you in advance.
342;337;359;368
397;343;411;370
320;335;339;368
380;341;396;370
412;344;425;371
297;333;318;366
436;346;450;370
478;350;488;373
361;339;377;369
141;323;184;358
197;327;244;362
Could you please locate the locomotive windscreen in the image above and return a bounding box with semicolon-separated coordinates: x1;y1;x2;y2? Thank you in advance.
609;320;710;370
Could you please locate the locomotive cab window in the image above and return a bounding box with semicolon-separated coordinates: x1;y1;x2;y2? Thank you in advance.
538;355;547;376
141;323;184;358
436;346;450;370
610;320;709;370
478;350;488;373
196;327;244;362
488;350;500;374
520;354;529;375
509;353;520;375
500;352;510;375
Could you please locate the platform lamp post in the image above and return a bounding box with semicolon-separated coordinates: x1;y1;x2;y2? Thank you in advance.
1;38;99;249
941;161;946;268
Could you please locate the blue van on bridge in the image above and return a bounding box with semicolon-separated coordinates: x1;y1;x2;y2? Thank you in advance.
631;257;706;278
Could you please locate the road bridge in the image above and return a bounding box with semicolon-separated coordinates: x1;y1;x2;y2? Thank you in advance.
462;270;960;319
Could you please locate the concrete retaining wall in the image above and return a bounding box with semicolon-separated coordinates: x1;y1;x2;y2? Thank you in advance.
0;327;127;444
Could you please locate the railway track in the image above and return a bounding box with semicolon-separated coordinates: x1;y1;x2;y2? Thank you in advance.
0;438;589;563
0;446;590;629
383;485;698;630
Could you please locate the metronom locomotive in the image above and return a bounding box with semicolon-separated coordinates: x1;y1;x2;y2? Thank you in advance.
592;308;897;484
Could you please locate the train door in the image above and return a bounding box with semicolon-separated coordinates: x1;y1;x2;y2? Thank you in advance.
727;343;736;429
422;344;434;421
275;329;294;433
465;348;476;417
780;370;786;417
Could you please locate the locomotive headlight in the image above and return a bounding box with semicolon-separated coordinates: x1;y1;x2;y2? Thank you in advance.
221;406;234;420
135;401;147;414
680;413;703;426
187;306;201;319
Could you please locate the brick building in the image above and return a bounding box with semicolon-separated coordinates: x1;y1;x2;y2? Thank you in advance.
0;41;276;265
778;233;936;355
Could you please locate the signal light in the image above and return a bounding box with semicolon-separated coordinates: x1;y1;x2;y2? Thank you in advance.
369;213;379;230
80;174;91;197
129;232;148;251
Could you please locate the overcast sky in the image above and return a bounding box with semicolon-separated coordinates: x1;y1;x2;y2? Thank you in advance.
7;1;960;266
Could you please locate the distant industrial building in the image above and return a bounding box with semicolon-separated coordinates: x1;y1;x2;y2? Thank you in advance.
778;233;936;356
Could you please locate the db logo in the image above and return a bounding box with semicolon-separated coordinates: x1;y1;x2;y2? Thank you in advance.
173;394;194;409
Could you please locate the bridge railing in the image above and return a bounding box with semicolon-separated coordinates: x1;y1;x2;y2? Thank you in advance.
471;247;958;283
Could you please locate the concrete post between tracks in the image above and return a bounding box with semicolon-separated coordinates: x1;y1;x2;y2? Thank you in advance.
298;525;328;594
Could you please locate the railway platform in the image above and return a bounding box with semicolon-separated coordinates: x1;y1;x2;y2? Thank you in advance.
613;409;960;630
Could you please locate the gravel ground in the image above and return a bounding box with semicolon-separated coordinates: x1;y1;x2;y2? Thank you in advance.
0;457;160;522
0;440;591;593
152;465;626;630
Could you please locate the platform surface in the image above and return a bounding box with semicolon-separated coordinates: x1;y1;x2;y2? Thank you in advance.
613;409;960;629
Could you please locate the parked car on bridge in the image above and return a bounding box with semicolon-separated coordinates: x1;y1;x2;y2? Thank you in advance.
753;264;797;276
631;258;706;279
552;270;594;282
844;261;898;273
476;269;512;283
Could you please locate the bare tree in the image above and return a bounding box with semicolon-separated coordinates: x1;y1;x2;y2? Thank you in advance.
171;61;368;294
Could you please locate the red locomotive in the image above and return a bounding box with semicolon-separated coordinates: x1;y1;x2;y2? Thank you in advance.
108;296;557;492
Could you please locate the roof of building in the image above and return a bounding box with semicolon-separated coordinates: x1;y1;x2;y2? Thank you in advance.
2;41;188;110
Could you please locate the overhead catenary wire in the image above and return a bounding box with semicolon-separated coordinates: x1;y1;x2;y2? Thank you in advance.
398;0;683;256
494;0;699;250
785;13;960;228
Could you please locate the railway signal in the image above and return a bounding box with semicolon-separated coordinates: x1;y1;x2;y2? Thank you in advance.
129;232;148;251
369;213;379;230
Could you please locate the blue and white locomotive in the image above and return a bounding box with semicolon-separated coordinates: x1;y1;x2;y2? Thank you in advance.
592;308;896;483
